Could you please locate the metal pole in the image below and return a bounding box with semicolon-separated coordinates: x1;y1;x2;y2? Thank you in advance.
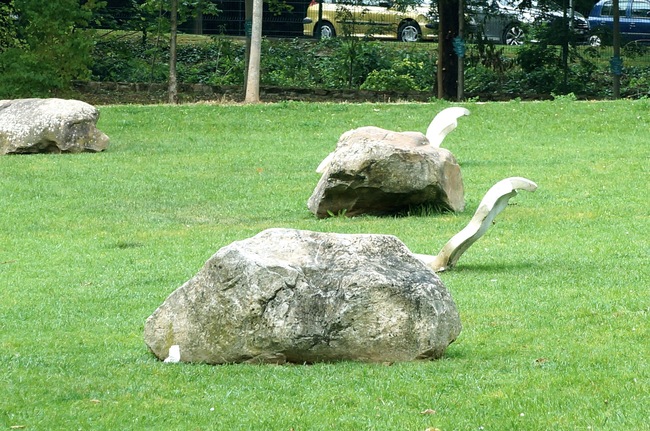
437;0;444;99
457;0;464;101
612;0;621;98
318;0;323;37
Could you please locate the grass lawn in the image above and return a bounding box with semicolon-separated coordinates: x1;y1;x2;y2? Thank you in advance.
1;99;648;430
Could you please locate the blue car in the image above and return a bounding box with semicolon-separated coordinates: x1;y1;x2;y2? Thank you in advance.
588;0;650;45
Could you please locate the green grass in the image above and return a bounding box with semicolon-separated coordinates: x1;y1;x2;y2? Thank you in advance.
1;100;648;430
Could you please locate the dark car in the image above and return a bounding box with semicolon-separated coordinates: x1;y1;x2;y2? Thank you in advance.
588;0;650;45
471;0;591;45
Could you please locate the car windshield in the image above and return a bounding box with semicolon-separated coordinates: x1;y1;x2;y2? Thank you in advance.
499;0;563;11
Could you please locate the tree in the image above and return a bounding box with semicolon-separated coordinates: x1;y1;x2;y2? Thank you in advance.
0;0;105;98
141;0;285;104
244;0;263;102
139;0;219;103
243;0;292;102
169;0;179;103
0;0;21;52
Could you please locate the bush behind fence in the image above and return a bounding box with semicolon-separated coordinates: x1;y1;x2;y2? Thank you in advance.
89;35;650;100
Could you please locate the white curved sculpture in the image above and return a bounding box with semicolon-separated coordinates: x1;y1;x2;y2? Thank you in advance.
414;177;538;272
316;107;470;174
315;148;335;174
426;107;471;148
164;345;181;363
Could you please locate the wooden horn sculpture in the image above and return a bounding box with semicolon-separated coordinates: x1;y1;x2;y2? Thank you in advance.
414;177;538;272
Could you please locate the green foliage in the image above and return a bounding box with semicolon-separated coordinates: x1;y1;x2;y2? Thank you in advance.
1;101;649;430
178;37;246;86
139;0;220;25
514;42;576;95
92;0;217;36
551;91;577;101
0;0;21;52
0;0;105;98
322;37;392;88
624;66;650;98
92;0;143;31
464;63;504;94
91;35;247;86
361;69;418;91
391;54;436;91
261;38;315;87
622;41;650;59
91;37;169;83
517;42;559;74
85;36;650;99
0;49;69;97
467;35;515;74
6;22;650;100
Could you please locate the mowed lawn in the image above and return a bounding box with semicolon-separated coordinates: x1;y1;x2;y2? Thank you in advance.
1;100;648;430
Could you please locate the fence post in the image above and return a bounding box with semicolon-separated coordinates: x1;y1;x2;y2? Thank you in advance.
457;0;464;101
612;0;621;98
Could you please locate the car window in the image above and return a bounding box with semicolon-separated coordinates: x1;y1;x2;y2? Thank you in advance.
600;1;612;15
599;0;630;16
620;0;632;14
631;0;650;17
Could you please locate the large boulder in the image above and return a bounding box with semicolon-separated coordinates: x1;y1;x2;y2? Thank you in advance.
144;228;461;364
308;126;464;218
0;98;109;155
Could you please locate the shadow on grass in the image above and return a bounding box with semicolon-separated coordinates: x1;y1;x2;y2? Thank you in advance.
447;261;538;273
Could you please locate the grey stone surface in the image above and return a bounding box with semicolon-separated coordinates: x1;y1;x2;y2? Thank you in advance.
0;98;109;154
144;228;461;364
309;126;464;218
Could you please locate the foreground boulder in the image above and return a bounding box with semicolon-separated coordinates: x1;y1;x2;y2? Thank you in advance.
308;126;464;218
144;228;461;364
0;98;109;154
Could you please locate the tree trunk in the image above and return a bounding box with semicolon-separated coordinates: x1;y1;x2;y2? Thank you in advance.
244;0;263;103
244;0;253;95
168;0;178;104
437;0;459;100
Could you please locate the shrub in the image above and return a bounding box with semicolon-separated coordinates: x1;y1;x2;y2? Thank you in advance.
391;53;436;91
316;38;392;88
0;1;21;52
80;34;650;100
177;38;246;86
261;38;317;87
464;64;505;95
623;66;650;98
0;49;69;97
91;37;168;83
360;69;418;91
0;0;103;98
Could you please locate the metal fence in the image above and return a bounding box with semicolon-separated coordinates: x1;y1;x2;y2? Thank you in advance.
179;0;309;37
102;2;650;66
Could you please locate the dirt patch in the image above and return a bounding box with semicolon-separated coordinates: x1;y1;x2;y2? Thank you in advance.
67;81;551;105
69;81;437;105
